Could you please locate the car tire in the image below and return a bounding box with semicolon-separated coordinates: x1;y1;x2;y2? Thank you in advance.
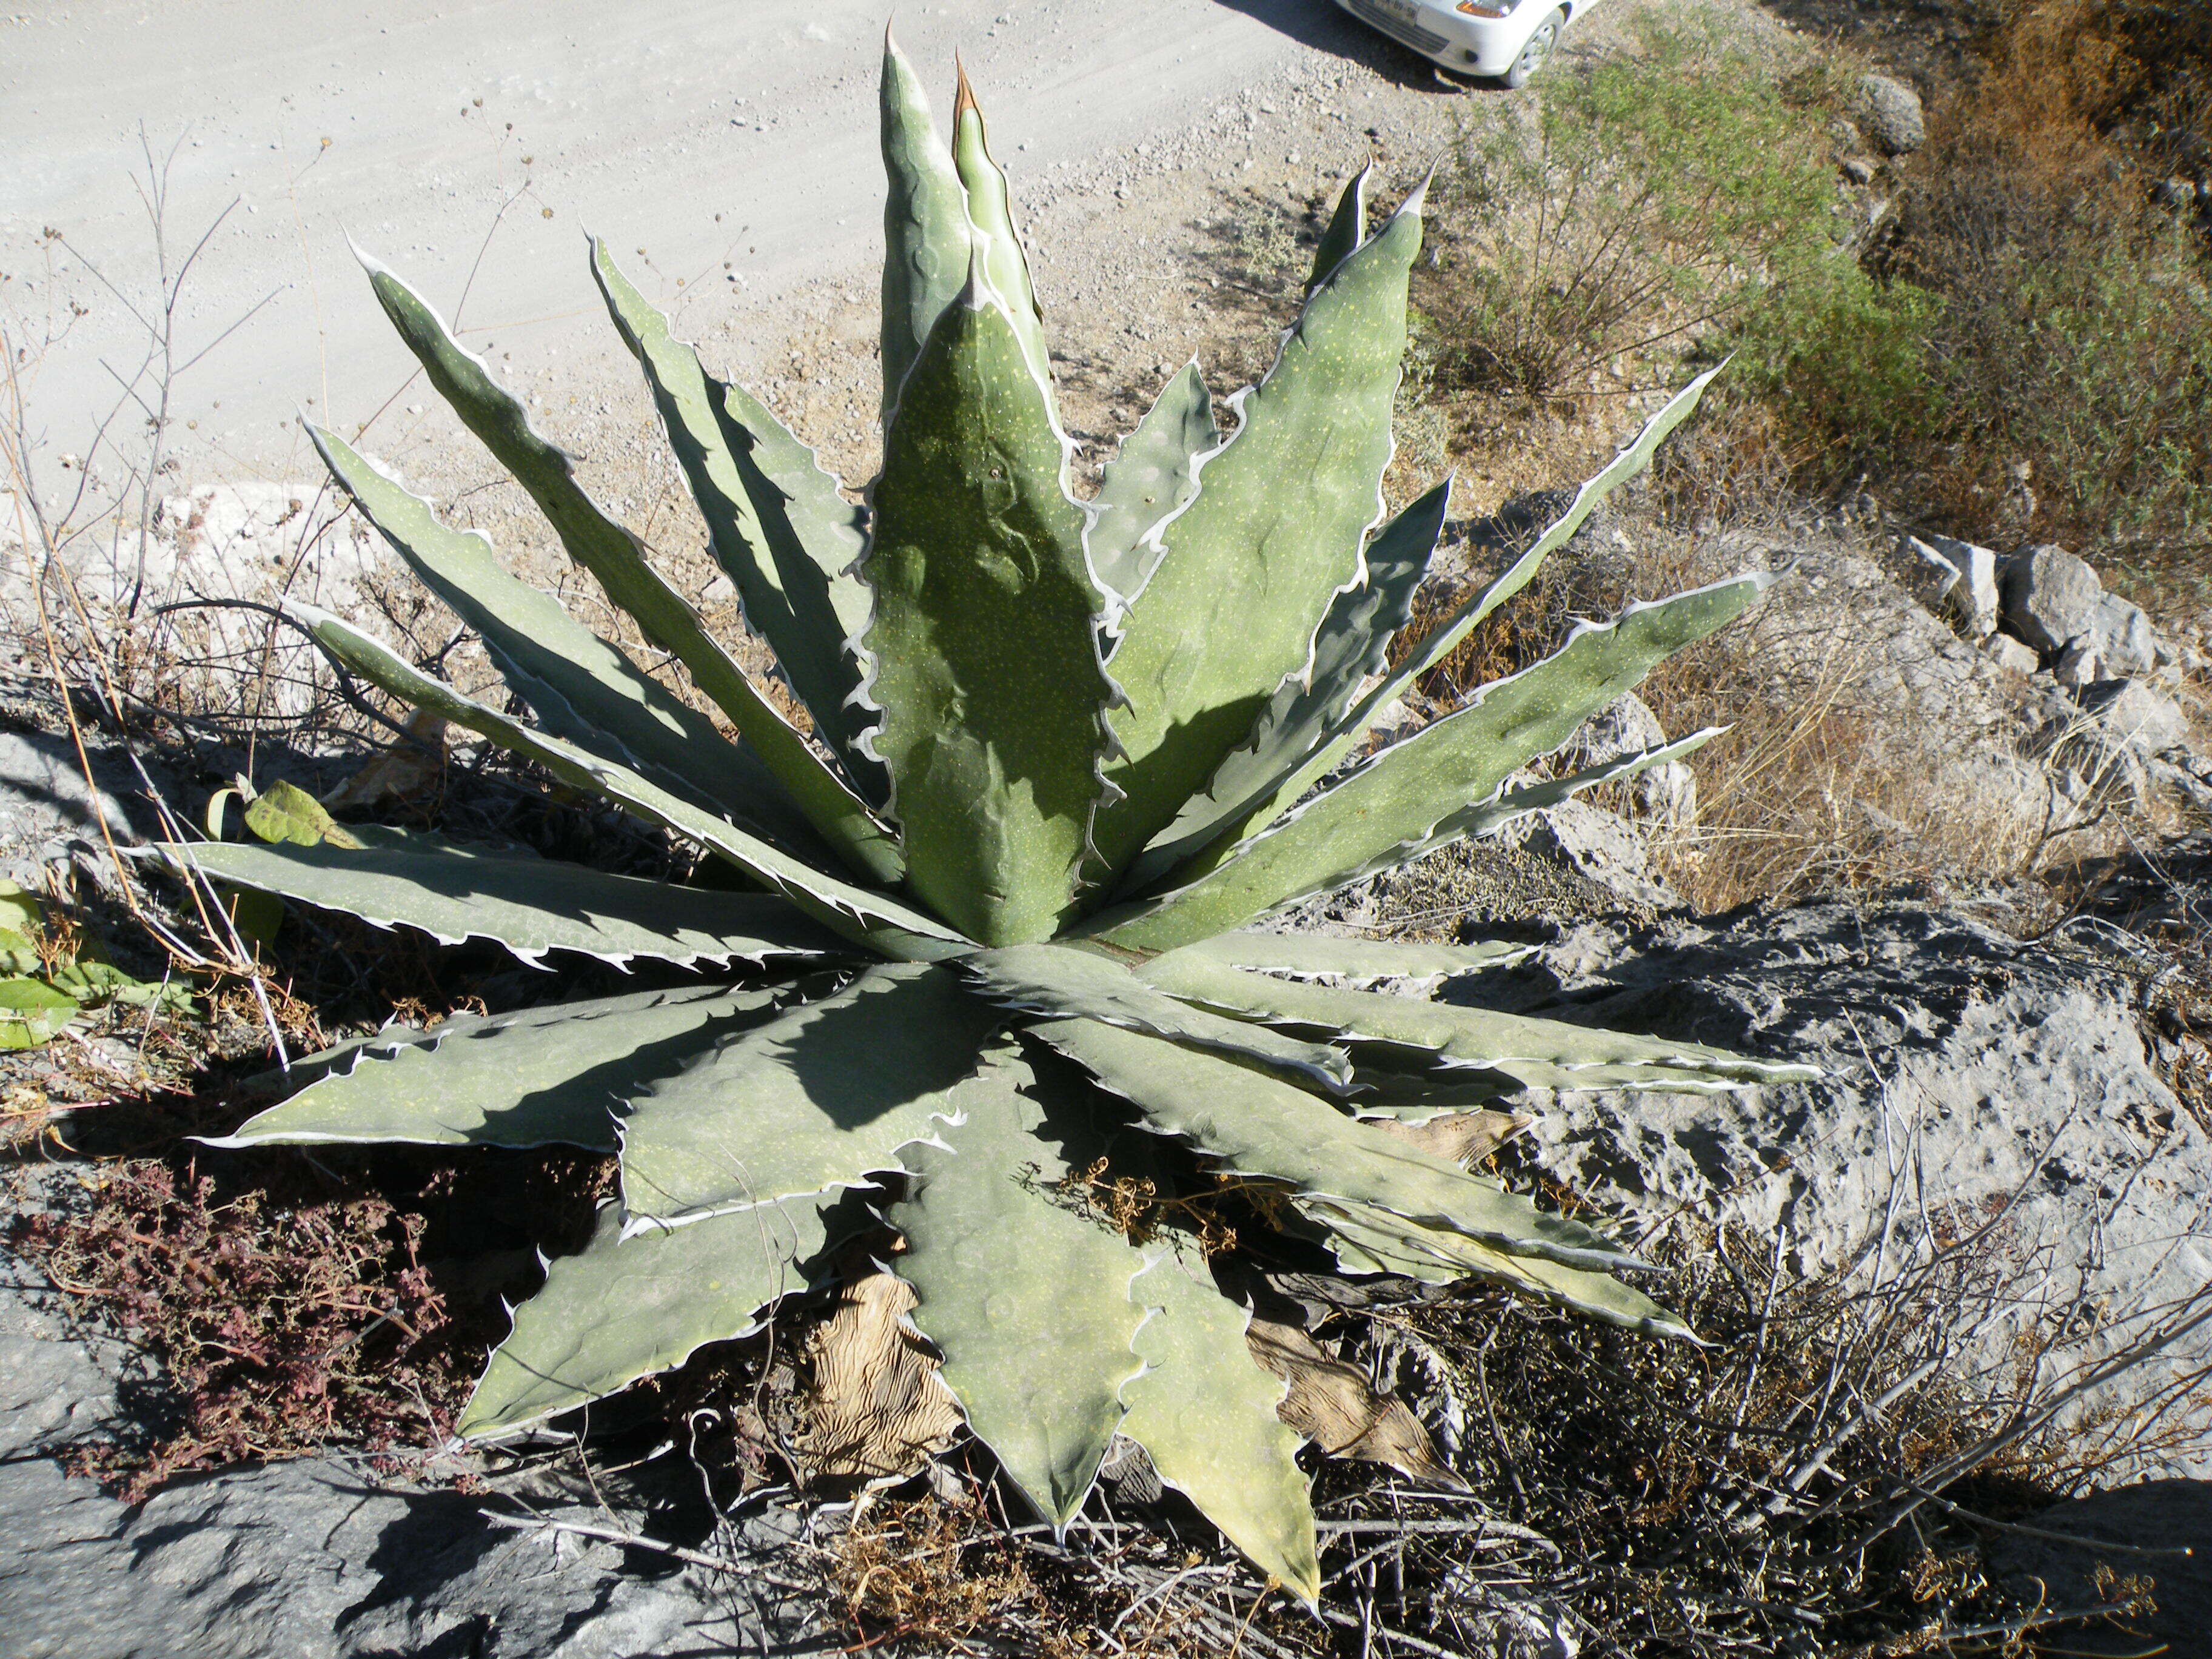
1501;8;1564;89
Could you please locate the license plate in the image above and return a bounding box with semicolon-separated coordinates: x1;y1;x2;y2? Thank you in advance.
1372;0;1419;21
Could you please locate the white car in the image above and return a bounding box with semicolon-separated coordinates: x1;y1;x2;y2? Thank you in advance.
1332;0;1598;87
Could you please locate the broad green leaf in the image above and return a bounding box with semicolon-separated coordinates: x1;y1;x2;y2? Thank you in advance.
0;881;42;937
589;242;887;803
950;67;1049;385
1145;930;1532;987
207;985;786;1151
311;423;823;853
1305;164;1369;295
354;250;900;885
1212;369;1726;849
242;780;363;848
1086;364;1218;607
891;1045;1147;1529
1032;1016;1640;1273
287;603;968;961
1121;480;1450;896
1312;1199;1693;1339
1092;183;1426;873
617;962;1002;1226
0;927;41;975
1091;574;1774;952
860;275;1114;946
0;977;76;1048
1134;953;1816;1088
953;942;1352;1094
459;1196;840;1438
1121;1248;1318;1604
880;32;973;418
161;837;850;968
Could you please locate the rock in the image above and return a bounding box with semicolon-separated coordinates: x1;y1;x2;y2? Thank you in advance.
1911;531;2002;638
1475;897;2212;1473
2154;175;2199;211
1894;532;1961;614
2002;543;2105;656
1567;692;1696;828
1492;796;1678;911
1854;73;1925;155
1826;117;1865;154
1842;155;1876;185
1988;1480;2212;1658
2053;637;2104;686
2079;677;2187;755
2090;591;2161;679
1983;632;2040;676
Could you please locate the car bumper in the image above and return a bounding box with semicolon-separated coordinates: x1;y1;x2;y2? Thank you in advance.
1333;0;1533;76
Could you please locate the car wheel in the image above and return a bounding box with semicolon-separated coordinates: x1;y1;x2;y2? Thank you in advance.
1501;8;1564;89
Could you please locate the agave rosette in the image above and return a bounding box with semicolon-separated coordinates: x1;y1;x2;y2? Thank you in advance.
178;44;1811;1600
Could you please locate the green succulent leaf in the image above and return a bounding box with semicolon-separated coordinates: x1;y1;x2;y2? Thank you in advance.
949;67;1050;385
880;32;974;418
1093;180;1426;873
1091;573;1775;951
1433;729;1723;856
241;780;363;849
589;241;886;803
0;977;78;1049
860;272;1114;946
617;962;1002;1227
310;423;823;848
951;942;1353;1094
1033;1016;1640;1273
160;836;850;968
1306;164;1369;295
1124;479;1450;894
354;250;900;885
891;1044;1147;1529
458;1196;842;1439
1135;952;1815;1090
1086;363;1218;607
1311;1199;1694;1339
1121;1248;1319;1604
1145;930;1533;987
1219;369;1727;845
207;985;788;1151
288;604;968;960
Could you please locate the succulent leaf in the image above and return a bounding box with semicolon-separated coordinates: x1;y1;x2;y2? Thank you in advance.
1312;1200;1693;1339
1133;954;1816;1088
891;1044;1147;1529
948;64;1050;386
356;251;900;885
1032;1016;1641;1273
163;836;850;969
207;985;788;1151
1086;363;1219;608
458;1196;846;1439
1431;728;1723;855
1093;182;1425;873
860;273;1115;946
951;942;1353;1094
1228;370;1726;841
1124;479;1450;894
880;33;974;418
616;962;1003;1227
1091;574;1774;951
589;241;886;802
1121;1248;1320;1604
289;604;968;959
1305;164;1370;295
310;424;823;846
1145;930;1532;987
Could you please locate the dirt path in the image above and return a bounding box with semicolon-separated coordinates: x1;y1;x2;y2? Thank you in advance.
3;0;1807;502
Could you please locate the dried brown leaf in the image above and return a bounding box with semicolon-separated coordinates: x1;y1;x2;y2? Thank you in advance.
1246;1315;1464;1488
794;1270;962;1484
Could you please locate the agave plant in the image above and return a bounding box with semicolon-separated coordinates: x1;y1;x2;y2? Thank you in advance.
179;45;1811;1599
